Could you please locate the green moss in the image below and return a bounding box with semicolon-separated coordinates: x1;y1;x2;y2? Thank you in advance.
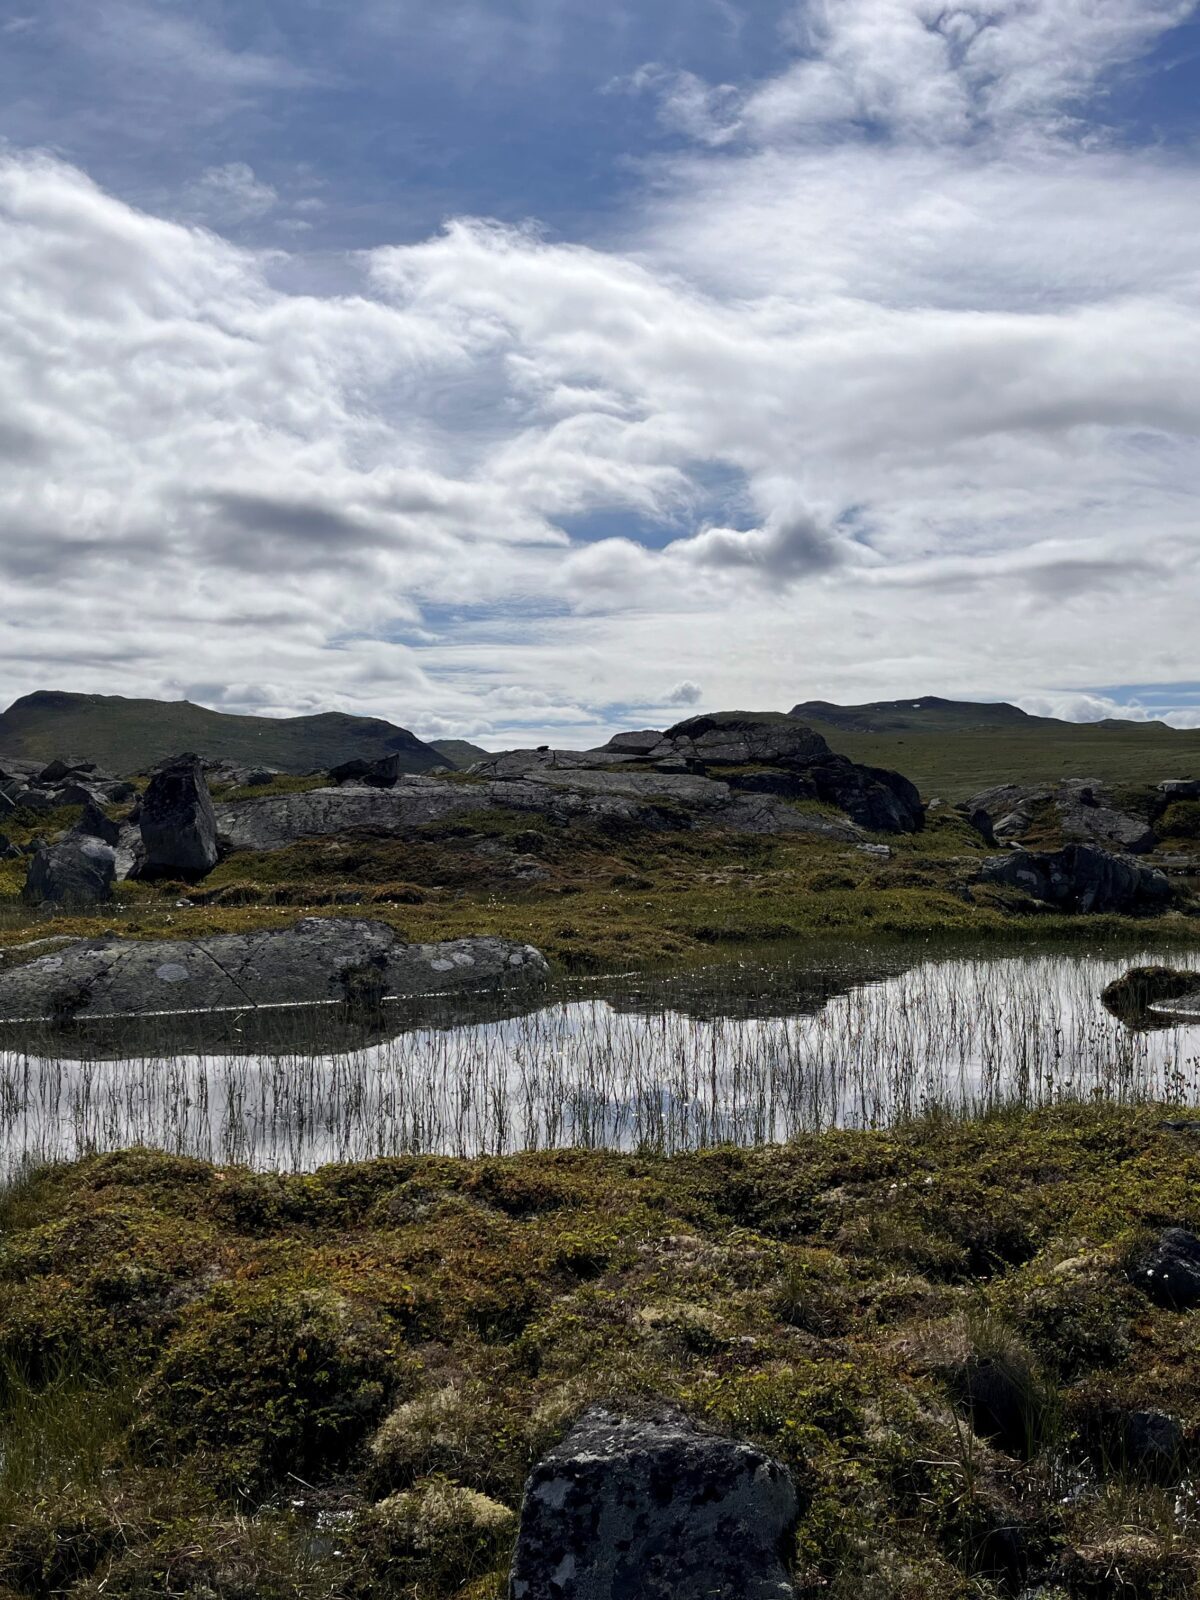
3;1109;1200;1595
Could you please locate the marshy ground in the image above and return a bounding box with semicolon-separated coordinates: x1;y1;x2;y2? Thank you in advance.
5;1106;1200;1598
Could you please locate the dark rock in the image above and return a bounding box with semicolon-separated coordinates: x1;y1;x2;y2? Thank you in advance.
1159;779;1200;801
1121;1410;1184;1477
1130;1227;1200;1309
22;836;116;907
0;833;20;861
137;754;219;881
329;753;405;788
509;1405;798;1600
37;757;94;784
5;785;55;815
244;767;277;787
74;798;121;848
0;919;550;1022
55;781;108;809
980;845;1171;914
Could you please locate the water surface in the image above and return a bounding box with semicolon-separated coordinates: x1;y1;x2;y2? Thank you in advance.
2;941;1198;1174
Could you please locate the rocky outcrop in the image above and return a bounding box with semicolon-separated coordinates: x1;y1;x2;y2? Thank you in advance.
137;754;219;881
968;780;1158;854
473;713;922;834
509;1406;799;1600
217;769;865;855
980;845;1170;914
1130;1227;1200;1309
0;918;550;1022
22;835;117;907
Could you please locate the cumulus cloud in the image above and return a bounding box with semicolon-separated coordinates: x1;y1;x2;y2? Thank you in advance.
665;681;703;706
2;0;1200;740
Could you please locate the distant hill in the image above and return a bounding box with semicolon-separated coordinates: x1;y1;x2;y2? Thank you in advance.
789;697;1200;801
429;739;490;769
0;692;446;777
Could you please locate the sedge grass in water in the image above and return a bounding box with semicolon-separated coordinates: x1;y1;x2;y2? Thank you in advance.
0;944;1197;1172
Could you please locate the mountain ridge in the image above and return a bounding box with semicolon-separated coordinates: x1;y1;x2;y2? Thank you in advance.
788;696;1200;799
0;691;446;777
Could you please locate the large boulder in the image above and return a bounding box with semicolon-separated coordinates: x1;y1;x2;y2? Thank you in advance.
329;753;405;788
980;845;1170;914
22;835;117;908
0;918;550;1022
137;754;219;880
217;771;864;855
508;1406;799;1600
969;780;1158;854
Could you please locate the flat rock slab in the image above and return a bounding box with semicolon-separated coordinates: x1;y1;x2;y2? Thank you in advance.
0;918;549;1022
216;776;861;855
509;1406;798;1600
1152;989;1200;1018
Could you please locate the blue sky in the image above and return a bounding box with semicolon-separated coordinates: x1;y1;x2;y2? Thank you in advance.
2;1;1200;742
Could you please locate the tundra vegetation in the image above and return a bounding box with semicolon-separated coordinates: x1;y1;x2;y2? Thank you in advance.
5;1109;1200;1597
0;705;1199;1597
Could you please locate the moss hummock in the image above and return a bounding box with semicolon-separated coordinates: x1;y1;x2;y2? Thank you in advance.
2;1107;1200;1596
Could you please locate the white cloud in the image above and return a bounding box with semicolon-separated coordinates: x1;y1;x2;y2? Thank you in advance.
185;163;278;225
2;1;1200;743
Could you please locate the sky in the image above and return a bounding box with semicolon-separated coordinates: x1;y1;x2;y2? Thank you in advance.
2;1;1200;746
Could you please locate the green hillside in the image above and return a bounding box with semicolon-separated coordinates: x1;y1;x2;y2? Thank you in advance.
0;692;445;777
429;738;490;769
790;697;1200;801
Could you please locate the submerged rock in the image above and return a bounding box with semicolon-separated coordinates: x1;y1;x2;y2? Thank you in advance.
508;1405;799;1600
980;845;1170;914
0;918;549;1022
22;835;116;908
137;754;219;881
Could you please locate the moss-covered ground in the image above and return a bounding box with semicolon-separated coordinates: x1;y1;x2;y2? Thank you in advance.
1;801;1197;972
3;1107;1200;1597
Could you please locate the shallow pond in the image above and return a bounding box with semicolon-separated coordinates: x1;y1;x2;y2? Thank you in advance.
1;940;1198;1173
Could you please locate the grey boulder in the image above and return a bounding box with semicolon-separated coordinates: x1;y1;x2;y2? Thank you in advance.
0;918;550;1022
980;845;1170;914
508;1406;798;1600
968;780;1158;855
137;754;219;880
22;835;117;908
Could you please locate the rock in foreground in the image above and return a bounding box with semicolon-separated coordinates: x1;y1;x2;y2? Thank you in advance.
509;1406;798;1600
0;918;549;1022
1130;1227;1200;1309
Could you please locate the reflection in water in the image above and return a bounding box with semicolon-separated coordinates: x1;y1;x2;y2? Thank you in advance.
1;946;1198;1173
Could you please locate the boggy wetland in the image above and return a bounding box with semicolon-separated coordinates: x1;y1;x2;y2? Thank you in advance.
3;939;1200;1175
3;704;1200;1598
